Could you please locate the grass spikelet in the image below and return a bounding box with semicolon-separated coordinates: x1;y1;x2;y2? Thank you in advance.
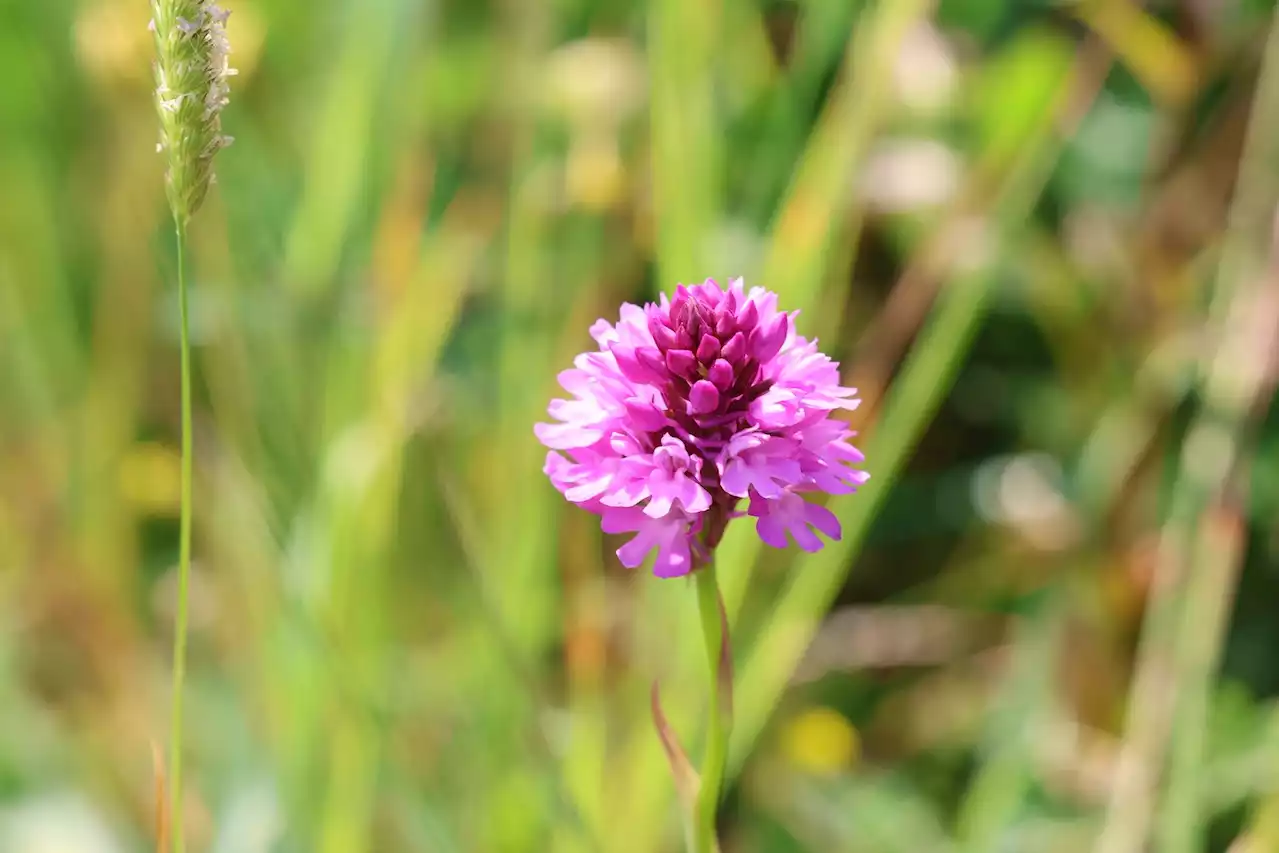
151;0;235;223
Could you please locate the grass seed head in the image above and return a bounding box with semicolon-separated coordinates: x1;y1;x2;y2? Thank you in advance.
151;0;235;223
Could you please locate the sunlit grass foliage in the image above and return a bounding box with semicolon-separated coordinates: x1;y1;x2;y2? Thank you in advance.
0;1;1275;851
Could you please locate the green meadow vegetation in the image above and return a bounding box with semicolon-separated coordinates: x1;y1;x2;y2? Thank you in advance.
0;0;1275;851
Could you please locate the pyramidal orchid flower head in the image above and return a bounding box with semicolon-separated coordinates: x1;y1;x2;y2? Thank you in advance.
536;278;868;577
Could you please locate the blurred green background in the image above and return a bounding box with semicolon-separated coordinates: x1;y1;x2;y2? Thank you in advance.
0;0;1277;851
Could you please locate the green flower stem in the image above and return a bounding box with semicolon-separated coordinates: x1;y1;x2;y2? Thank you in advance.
694;562;729;853
169;216;194;853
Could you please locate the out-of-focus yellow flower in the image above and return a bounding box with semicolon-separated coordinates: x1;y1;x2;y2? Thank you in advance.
781;706;861;776
542;38;642;213
118;442;182;516
75;0;154;87
543;38;645;130
566;133;625;213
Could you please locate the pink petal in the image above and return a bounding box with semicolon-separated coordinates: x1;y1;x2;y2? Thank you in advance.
564;472;613;503
624;398;668;430
598;476;648;507
589;319;617;346
674;476;711;513
644;496;673;518
749;313;788;361
556;368;599;395
613;347;659;384
714;311;735;338
788;520;823;552
543;451;571;479
803;502;842;540
756;514;788;548
652;531;692;577
719;459;751;498
746;465;786;499
616;530;658;568
721;332;747;364
636;347;667;375
696;333;720;362
665;349;697;378
650;320;678;350
534;421;604;449
610;433;643;456
708;359;734;390
601;506;648;534
643;471;676;517
688;380;720;415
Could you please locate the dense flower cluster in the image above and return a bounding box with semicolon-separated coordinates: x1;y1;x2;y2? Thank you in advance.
537;279;867;577
151;0;236;221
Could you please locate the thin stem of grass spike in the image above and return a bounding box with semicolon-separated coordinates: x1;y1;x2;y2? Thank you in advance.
168;216;194;853
694;562;730;853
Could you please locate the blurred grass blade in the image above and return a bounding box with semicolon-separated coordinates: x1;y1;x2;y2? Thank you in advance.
955;606;1063;851
491;2;562;663
758;0;933;328
775;773;957;853
282;0;408;296
729;29;1086;773
718;0;935;621
649;0;723;285
731;238;995;769
152;740;170;853
651;682;701;853
1072;0;1197;107
1147;24;1275;853
1096;22;1277;853
651;682;701;807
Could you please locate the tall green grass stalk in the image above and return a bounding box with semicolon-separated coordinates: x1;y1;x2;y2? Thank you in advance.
151;3;235;847
649;0;722;286
694;563;730;853
169;216;194;853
